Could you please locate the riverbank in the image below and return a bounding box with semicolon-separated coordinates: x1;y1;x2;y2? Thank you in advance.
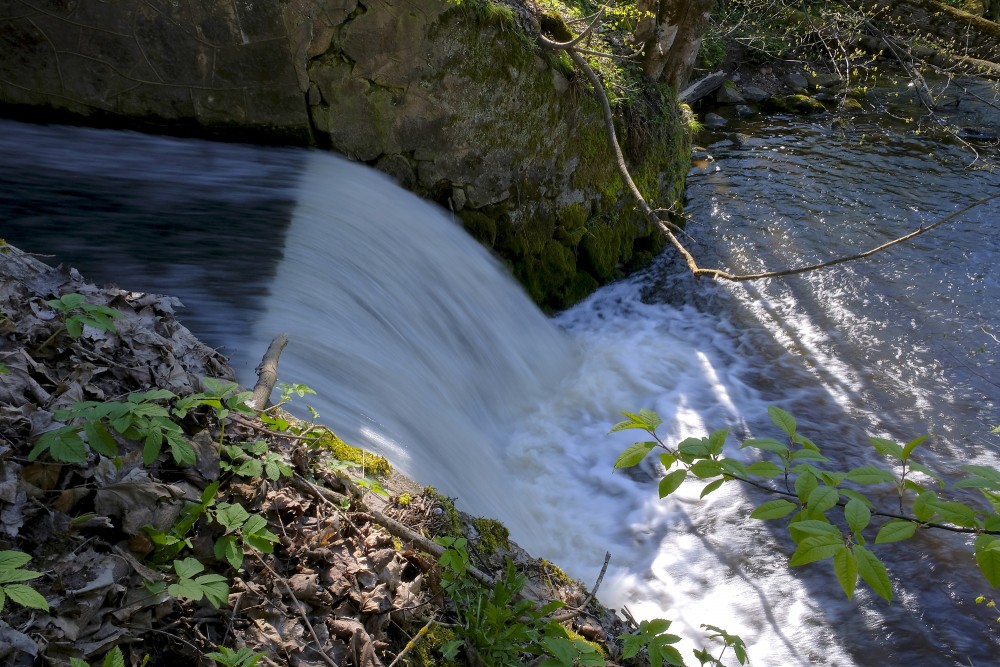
0;242;627;666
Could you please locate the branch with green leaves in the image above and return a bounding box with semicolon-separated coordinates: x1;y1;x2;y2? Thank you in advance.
613;406;1000;603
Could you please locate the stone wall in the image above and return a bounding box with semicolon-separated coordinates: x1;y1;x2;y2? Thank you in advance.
0;0;691;310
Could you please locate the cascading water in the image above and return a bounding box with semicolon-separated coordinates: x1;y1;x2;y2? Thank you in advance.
2;105;999;666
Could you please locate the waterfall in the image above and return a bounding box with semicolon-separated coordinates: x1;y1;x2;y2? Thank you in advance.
246;152;577;534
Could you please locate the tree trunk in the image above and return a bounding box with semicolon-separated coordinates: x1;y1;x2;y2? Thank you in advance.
636;0;715;90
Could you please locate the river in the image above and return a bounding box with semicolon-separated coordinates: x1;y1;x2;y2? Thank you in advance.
1;85;998;666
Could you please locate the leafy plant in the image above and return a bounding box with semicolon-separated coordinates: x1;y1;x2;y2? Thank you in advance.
614;406;1000;604
0;550;49;612
206;645;265;667
221;440;293;481
45;292;124;340
30;378;253;465
621;618;684;667
212;502;280;570
165;557;229;608
31;389;194;465
434;536;603;666
69;646;126;667
145;482;219;564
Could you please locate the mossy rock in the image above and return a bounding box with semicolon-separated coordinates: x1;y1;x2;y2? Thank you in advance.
314;429;392;476
471;517;511;555
457;209;498;247
768;94;828;114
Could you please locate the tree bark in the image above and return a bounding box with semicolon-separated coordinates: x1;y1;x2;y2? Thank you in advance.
637;0;715;90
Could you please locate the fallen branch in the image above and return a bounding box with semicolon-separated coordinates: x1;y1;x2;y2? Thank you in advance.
252;333;288;411
551;551;610;623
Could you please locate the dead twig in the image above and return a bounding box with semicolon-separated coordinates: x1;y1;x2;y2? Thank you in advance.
387;618;435;667
551;551;611;623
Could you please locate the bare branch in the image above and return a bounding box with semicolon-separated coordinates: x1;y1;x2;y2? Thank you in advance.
538;22;1000;285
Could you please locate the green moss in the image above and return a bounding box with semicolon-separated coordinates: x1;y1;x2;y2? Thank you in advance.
458;209;498;247
538;558;574;585
566;629;607;658
539;11;574;41
397;493;412;507
769;94;827;114
408;623;461;667
314;428;392;476
472;517;511;555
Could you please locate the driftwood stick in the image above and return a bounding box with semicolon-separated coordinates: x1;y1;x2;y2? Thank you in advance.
551;551;611;623
252;333;288;410
387;618;435;667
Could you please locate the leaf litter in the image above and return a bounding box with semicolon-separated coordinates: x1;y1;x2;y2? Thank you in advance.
0;243;625;666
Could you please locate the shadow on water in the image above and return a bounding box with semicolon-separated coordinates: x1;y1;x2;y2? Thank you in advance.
0;119;301;362
659;106;1000;664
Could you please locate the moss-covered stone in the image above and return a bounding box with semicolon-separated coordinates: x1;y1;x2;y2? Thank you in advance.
314;428;392;476
471;517;511;555
457;209;498;247
769;94;828;114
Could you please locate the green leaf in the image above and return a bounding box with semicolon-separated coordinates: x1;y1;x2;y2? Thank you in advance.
173;557;205;580
870;437;903;459
790;534;842;566
0;551;32;570
167;432;197;466
833;545;858;599
900;435;929;462
3;583;49;611
750;498;798;520
819;471;848;487
741;437;789;455
142;429;163;465
845;498;871;534
706;428;728;455
614;441;657;469
790;448;829;463
788;520;840;543
700;478;725;498
768;406;796;436
875;519;917;544
0;567;44;584
913;491;938;522
658;469;687;498
216;535;243;570
927;500;978;528
215;504;250;533
65;316;84;338
678;437;711;459
975;535;1000;588
746;461;783;478
690;460;723;479
806;486;840;514
84;421;118;458
101;647;126;667
854;545;893;602
845;465;896;485
46;428;88;463
794;471;818;504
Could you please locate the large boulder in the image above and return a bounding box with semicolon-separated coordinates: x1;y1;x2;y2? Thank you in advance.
0;0;692;311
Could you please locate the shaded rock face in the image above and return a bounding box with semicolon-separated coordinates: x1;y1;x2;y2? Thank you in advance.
0;0;690;311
